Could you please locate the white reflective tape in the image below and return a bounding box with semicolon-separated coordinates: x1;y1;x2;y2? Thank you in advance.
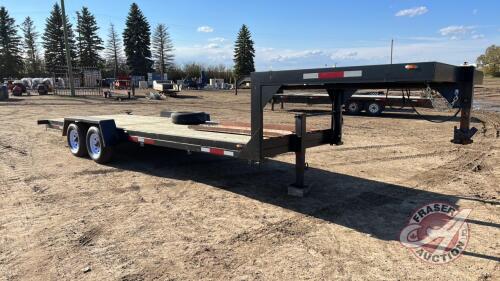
201;147;210;153
303;73;319;79
344;70;362;77
223;151;234;157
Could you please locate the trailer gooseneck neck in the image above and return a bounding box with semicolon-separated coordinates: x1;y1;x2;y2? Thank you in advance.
239;62;481;195
38;62;482;197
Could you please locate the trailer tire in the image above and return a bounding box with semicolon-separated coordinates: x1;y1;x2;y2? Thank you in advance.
86;126;113;164
366;102;383;116
171;112;209;125
345;101;362;115
12;86;23;96
67;123;88;157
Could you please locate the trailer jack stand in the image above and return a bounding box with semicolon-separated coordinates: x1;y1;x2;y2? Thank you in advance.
288;113;311;197
452;126;477;144
288;149;311;197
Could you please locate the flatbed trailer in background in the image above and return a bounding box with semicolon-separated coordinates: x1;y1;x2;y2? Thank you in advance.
38;62;482;196
271;92;433;115
103;79;136;101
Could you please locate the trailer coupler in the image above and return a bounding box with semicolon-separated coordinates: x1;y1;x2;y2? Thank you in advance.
452;126;477;145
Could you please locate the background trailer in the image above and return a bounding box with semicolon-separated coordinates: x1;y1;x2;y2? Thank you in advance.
39;62;482;196
270;92;434;115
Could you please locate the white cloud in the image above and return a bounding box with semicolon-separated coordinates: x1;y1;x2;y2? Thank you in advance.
175;43;233;65
329;47;388;62
404;36;444;42
395;6;428;17
330;51;358;60
439;25;474;36
205;43;220;49
172;36;496;71
258;47;275;52
197;26;214;33
472;34;485;39
253;38;494;70
267;50;323;62
208;37;226;42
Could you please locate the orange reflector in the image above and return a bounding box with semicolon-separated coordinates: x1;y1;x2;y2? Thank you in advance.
405;64;419;70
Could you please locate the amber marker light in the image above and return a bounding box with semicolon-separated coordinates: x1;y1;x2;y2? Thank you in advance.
405;64;419;70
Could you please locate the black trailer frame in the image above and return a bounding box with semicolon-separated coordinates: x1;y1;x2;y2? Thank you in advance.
38;62;482;196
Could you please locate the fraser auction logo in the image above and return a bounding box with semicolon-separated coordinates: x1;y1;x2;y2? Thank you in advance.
399;202;471;264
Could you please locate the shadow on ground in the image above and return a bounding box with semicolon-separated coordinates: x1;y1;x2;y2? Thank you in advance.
106;144;499;262
0;98;23;103
169;94;202;100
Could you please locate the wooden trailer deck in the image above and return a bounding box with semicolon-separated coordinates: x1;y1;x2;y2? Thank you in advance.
46;115;254;145
43;114;303;145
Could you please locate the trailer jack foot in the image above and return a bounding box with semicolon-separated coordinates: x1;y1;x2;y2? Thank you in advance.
288;184;310;197
452;126;477;144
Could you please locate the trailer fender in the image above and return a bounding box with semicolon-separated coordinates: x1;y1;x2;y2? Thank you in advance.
62;119;121;147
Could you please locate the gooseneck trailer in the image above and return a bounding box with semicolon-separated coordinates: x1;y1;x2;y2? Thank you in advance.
38;62;482;196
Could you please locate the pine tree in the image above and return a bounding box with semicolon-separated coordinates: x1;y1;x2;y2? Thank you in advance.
43;3;77;73
105;23;124;78
76;7;103;67
20;16;40;76
123;3;153;77
0;6;23;78
233;24;255;79
152;23;174;77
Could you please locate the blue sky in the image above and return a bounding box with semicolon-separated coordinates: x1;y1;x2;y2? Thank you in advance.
2;0;499;70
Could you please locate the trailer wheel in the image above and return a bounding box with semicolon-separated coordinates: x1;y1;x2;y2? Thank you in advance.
366;102;383;116
86;126;113;164
346;101;362;115
67;123;88;157
12;86;23;96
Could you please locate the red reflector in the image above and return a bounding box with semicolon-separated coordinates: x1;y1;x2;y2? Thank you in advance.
128;136;154;145
318;71;344;79
405;64;419;70
210;148;225;156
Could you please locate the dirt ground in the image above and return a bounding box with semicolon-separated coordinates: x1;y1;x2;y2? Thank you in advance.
0;79;499;280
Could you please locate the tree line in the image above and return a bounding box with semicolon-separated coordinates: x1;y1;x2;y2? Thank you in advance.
0;2;255;82
477;45;499;77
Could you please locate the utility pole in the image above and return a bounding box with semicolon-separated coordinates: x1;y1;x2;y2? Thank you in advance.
390;39;394;64
61;0;75;96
